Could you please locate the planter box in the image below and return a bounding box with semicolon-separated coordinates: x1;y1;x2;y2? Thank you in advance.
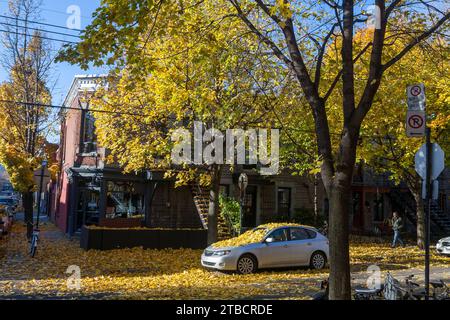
99;218;142;228
80;225;103;250
80;226;207;251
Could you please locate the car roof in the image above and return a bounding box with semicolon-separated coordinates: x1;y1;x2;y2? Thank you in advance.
264;225;318;232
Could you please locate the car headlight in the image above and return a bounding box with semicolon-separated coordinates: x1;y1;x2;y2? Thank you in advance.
212;250;231;256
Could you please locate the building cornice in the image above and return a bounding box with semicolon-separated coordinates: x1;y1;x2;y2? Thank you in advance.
62;74;108;113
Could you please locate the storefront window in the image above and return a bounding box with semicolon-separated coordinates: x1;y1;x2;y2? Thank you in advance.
106;181;145;219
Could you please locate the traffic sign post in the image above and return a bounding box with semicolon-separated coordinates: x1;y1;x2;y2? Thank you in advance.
408;83;445;300
424;128;432;300
414;137;445;300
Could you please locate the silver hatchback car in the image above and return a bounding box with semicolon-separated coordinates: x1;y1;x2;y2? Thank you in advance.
201;225;329;274
436;236;450;255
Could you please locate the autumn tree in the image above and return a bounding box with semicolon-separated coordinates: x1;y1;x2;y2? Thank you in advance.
0;0;55;238
58;0;449;298
225;0;449;299
59;0;282;244
312;25;449;249
355;37;449;249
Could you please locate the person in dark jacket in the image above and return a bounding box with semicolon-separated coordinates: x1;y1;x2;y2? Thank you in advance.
391;212;405;248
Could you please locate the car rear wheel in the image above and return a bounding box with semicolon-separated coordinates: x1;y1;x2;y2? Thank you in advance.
310;251;326;270
237;254;257;274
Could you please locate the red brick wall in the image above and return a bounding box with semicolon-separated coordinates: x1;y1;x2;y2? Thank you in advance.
53;95;84;232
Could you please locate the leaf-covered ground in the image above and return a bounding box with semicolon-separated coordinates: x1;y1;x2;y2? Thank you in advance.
0;222;448;299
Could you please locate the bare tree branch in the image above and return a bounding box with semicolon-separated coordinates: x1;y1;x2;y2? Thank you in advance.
383;11;450;71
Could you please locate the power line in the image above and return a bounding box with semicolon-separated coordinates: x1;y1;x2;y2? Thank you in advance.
0;21;81;38
0;28;78;44
0;100;148;117
0;14;83;32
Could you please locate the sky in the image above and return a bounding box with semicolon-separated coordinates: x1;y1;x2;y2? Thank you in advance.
0;0;107;106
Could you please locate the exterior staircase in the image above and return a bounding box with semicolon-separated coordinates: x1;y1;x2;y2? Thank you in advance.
388;189;417;227
190;183;232;240
430;201;450;235
388;189;450;239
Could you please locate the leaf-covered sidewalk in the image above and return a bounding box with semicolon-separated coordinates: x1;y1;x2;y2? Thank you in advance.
0;222;448;299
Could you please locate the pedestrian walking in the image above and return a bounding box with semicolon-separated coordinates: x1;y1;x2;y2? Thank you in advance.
391;211;405;248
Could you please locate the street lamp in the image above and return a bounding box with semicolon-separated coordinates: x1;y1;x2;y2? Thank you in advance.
238;173;248;235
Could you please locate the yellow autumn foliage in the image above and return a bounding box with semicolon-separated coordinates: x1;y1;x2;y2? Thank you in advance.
211;223;314;248
1;223;449;299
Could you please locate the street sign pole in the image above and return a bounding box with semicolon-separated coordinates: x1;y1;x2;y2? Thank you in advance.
407;84;431;299
424;127;432;300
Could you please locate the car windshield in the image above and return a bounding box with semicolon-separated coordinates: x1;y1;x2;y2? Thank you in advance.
252;227;270;235
211;227;269;248
211;223;305;248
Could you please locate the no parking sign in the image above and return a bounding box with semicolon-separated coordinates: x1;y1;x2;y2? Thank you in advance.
406;84;426;137
407;83;425;110
406;110;425;137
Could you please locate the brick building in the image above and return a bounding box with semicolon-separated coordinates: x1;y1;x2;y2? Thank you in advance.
50;75;328;238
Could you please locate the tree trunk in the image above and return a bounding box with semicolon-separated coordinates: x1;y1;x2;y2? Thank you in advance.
207;165;222;245
22;191;34;240
327;127;359;300
409;182;425;250
328;179;352;300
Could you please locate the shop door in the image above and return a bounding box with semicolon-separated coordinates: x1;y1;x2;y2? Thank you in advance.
76;189;100;231
242;186;257;228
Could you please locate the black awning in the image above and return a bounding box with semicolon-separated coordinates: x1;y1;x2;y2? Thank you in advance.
66;167;169;182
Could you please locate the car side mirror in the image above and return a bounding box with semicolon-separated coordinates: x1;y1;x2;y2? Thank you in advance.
265;237;274;244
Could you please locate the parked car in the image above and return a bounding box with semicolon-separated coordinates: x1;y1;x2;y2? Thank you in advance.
0;211;13;237
0;196;16;207
436;237;450;255
0;197;17;215
201;224;329;274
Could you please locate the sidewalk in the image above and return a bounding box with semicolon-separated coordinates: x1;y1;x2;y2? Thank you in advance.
14;211;49;224
351;266;450;287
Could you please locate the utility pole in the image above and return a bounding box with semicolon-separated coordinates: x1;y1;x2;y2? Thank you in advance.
35;160;47;229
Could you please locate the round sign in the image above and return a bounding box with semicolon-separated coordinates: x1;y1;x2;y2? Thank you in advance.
238;173;248;191
410;85;422;97
408;114;424;129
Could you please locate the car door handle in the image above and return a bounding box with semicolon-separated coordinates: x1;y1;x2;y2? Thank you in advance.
283;245;289;248
307;242;312;246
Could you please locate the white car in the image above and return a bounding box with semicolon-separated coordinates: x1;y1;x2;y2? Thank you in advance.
436;237;450;255
201;225;329;274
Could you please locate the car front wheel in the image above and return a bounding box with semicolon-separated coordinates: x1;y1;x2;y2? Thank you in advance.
237;254;257;274
310;251;327;270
